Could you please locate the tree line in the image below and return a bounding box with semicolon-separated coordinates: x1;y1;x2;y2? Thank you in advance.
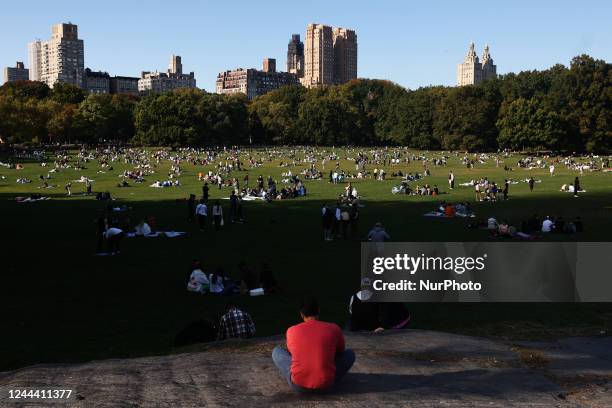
0;54;609;152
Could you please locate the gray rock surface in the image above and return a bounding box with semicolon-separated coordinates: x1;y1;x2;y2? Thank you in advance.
1;330;611;407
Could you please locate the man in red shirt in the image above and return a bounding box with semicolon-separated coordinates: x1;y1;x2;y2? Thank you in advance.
272;296;355;392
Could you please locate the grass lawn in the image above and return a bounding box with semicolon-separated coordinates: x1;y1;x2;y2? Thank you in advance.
1;148;611;371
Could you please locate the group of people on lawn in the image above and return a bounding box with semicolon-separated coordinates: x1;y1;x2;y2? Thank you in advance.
485;214;583;239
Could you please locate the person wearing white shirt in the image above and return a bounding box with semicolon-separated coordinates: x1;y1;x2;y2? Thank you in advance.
104;227;124;254
195;200;208;231
187;268;210;293
542;217;555;233
135;221;152;236
487;217;498;231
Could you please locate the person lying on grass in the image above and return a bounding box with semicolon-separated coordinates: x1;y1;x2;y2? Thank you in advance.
272;296;355;392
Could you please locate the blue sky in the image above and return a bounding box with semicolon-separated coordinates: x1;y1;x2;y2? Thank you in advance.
1;0;611;91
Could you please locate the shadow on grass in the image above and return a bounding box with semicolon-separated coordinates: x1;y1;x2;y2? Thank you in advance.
1;191;611;371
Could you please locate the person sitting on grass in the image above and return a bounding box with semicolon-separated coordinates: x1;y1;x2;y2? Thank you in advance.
208;271;224;294
187;260;209;294
498;220;510;237
541;216;555;233
348;290;410;333
134;220;152;236
217;302;256;340
444;202;456;217
487;216;499;232
238;261;259;294
272;296;355;392
260;262;278;293
105;226;123;255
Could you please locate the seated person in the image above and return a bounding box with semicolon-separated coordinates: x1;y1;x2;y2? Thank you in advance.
105;227;124;254
444;202;456;217
555;216;565;233
208;272;224;294
260;263;278;293
541;216;555;233
134;220;152;236
349;290;410;332
573;216;583;232
187;264;210;293
272;297;355;392
217;303;256;340
487;217;499;231
238;262;259;294
498;220;510;236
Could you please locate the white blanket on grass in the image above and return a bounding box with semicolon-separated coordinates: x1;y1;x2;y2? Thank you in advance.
424;211;475;218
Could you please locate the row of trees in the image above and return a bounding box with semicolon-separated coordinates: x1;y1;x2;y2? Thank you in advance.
0;55;609;152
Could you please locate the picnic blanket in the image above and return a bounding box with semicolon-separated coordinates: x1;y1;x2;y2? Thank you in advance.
126;231;186;238
15;196;50;203
424;211;475;218
221;196;265;201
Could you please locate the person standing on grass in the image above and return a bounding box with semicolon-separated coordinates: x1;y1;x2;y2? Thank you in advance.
528;177;535;192
367;222;391;242
448;171;455;190
195;199;208;231
65;182;72;196
503;179;509;200
272;296;355;392
334;204;342;238
188;194;196;222
322;204;334;241
212;200;223;231
574;176;581;197
202;182;209;202
236;196;244;223
96;214;108;253
229;190;238;223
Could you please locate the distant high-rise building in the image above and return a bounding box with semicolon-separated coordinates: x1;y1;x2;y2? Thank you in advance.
216;60;300;100
286;34;304;78
139;55;196;93
481;45;497;82
263;58;276;73
28;23;85;88
301;24;334;88
3;62;29;84
457;42;497;86
332;27;357;84
169;54;182;74
301;24;357;88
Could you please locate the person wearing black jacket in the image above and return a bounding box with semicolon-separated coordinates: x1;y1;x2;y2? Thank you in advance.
348;290;410;332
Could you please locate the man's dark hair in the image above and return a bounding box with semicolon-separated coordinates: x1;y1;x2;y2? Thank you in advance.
300;296;319;317
225;302;237;311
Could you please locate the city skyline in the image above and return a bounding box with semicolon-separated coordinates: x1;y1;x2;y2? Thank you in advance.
1;0;611;91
